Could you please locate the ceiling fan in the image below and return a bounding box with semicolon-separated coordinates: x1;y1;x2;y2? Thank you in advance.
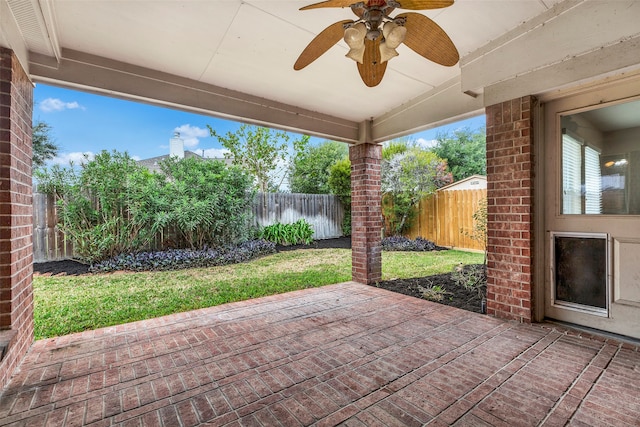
294;0;459;87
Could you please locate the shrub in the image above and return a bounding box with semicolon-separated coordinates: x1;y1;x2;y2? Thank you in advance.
35;151;158;262
328;158;351;236
158;156;256;249
90;239;276;272
381;236;445;252
260;219;314;246
36;151;257;263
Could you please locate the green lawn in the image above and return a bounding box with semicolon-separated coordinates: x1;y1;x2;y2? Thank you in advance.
34;248;483;339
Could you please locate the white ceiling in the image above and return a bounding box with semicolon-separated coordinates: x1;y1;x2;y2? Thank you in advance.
3;0;640;143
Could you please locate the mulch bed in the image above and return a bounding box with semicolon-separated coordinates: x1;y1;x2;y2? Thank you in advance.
374;273;485;314
33;237;486;314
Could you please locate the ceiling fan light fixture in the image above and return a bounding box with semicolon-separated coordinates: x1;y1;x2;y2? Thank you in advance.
379;21;406;63
344;22;367;63
296;0;459;87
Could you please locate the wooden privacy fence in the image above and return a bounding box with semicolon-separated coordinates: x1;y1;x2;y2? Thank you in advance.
253;193;344;241
33;192;74;262
33;192;345;262
404;188;487;251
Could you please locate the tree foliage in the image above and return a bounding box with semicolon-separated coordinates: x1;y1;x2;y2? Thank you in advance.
432;127;486;181
382;148;452;235
209;124;309;192
289;140;347;194
382;139;411;161
158;157;255;249
328;157;352;235
32;120;59;168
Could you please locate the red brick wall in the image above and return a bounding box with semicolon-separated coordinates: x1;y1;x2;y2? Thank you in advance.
0;47;34;391
485;96;535;322
350;143;382;284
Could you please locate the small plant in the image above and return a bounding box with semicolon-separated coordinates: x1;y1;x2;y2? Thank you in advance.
451;263;487;300
259;219;314;246
417;284;449;302
90;239;276;272
381;236;444;252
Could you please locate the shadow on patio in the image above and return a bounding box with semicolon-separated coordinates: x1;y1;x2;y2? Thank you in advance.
1;282;639;426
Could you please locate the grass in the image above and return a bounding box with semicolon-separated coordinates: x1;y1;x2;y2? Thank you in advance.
33;248;483;339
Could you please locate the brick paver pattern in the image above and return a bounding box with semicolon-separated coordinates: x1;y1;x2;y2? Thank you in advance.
0;282;639;426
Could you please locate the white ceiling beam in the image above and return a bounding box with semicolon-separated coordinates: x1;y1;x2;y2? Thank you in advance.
461;0;640;104
29;49;361;144
372;76;485;142
0;0;29;73
484;35;640;107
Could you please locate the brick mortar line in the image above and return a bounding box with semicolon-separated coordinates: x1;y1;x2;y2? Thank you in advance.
332;320;518;424
456;330;613;426
424;326;565;425
554;343;621;426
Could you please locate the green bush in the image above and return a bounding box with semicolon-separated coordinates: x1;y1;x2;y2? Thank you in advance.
36;151;158;262
158;156;256;249
35;151;256;262
328;157;351;236
260;219;314;246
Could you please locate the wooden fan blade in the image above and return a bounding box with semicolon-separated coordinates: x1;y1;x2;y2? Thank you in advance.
398;12;459;66
300;0;355;11
395;0;454;10
294;20;353;70
301;0;454;11
357;38;387;87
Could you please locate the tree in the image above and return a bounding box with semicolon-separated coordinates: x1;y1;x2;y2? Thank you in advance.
382;147;452;235
32;120;59;168
208;124;309;193
289;140;347;193
328;157;352;235
382;139;411;161
432;127;486;181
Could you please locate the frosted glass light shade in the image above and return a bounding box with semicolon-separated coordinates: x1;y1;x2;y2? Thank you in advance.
379;21;407;63
344;23;367;63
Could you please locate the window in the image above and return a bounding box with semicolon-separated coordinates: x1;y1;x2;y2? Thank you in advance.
561;133;601;214
560;100;640;215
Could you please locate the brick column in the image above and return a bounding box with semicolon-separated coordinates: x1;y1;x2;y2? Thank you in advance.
0;47;34;390
485;96;535;322
350;143;382;284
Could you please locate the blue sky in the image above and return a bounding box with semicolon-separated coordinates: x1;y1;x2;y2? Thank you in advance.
33;83;485;166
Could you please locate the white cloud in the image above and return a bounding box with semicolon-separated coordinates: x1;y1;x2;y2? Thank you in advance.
202;148;230;159
415;137;438;149
174;124;209;148
48;151;95;166
39;98;84;113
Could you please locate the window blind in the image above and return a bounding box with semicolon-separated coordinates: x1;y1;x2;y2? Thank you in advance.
584;145;602;214
562;135;582;214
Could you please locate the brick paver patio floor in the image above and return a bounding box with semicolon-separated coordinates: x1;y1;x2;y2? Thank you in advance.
1;282;639;426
